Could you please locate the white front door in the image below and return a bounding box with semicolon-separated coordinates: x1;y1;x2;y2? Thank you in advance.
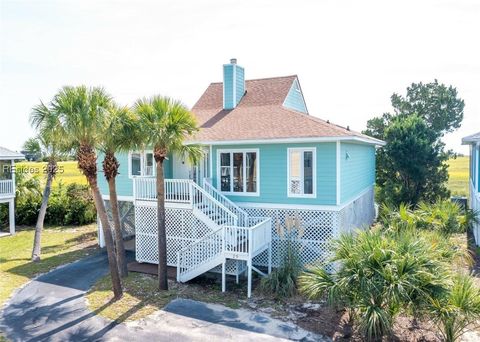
172;153;192;179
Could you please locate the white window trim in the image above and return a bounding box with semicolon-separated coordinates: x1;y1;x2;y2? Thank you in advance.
128;150;155;179
287;147;317;198
216;148;260;197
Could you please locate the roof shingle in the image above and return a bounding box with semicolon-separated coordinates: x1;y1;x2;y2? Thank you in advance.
190;76;382;144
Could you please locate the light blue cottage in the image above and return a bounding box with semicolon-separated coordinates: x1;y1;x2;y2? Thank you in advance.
462;132;480;246
97;59;384;296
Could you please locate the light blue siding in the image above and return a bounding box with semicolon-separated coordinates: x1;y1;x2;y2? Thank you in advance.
97;151;173;197
340;143;375;203
211;143;337;205
471;144;478;190
223;64;244;109
235;65;245;104
283;78;307;113
223;65;234;109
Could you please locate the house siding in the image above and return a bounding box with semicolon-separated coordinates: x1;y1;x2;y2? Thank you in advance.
340;142;375;204
211;142;337;205
97;151;173;197
283;78;307;113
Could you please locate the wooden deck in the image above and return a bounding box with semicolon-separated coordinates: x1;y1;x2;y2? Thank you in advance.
127;261;178;280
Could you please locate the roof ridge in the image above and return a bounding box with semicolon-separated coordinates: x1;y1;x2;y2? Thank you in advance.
210;75;297;85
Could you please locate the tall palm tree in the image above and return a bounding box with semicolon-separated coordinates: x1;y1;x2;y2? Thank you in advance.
134;96;202;290
100;104;138;277
50;85;123;299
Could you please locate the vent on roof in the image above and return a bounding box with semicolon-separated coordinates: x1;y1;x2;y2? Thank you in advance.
223;58;245;110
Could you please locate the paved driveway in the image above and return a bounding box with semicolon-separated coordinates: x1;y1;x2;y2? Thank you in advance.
0;251;325;342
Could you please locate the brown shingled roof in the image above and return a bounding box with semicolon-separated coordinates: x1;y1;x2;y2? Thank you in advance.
189;75;382;144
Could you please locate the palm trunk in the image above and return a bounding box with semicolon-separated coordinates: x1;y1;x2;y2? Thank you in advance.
156;160;168;290
31;160;56;262
90;177;123;299
108;177;128;277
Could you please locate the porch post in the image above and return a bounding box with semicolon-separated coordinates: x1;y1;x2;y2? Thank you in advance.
9;198;15;235
247;259;252;298
267;242;272;274
222;259;226;292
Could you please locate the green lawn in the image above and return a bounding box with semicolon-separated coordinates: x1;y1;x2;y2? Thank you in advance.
0;225;98;306
447;156;469;197
15;161;87;186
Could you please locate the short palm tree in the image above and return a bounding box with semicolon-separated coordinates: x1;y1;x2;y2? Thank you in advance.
99;104;139;277
50;85;123;299
134;96;202;290
28;106;64;262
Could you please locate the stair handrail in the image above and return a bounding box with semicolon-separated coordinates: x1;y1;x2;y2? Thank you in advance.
202;179;249;226
177;226;223;281
190;180;238;227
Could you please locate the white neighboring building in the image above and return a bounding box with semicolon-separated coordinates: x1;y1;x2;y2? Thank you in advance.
0;146;25;235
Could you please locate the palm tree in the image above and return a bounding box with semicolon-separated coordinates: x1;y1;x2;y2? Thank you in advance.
134;96;202;290
50;85;123;299
29;102;65;262
100;104;138;277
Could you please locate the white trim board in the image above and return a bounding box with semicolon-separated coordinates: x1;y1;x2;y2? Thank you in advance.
336;141;341;205
237;185;374;212
187;136;385;147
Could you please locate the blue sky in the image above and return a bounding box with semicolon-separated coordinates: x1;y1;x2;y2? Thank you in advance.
1;0;479;153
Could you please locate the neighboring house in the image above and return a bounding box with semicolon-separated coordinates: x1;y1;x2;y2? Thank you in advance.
462;132;480;246
97;59;385;296
0;146;25;235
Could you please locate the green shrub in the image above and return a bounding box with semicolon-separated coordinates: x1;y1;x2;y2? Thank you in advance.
429;274;480;342
15;183;96;226
299;229;452;341
380;199;473;235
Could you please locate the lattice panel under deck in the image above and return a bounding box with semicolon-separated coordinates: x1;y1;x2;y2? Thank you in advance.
243;207;338;268
135;205;215;266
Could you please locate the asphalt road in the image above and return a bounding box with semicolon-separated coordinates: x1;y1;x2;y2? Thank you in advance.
0;251;325;342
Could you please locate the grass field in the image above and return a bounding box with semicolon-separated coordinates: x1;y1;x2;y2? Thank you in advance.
0;225;98;306
446;156;469;197
15;161;87;186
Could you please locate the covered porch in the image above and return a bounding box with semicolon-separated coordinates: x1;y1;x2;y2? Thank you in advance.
0;147;24;236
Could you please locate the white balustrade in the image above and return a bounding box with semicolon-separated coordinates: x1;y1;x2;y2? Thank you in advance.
177;227;223;281
0;180;13;197
203;179;249;226
134;178;191;203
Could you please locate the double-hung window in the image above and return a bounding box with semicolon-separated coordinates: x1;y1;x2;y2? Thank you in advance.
287;148;316;198
218;149;259;196
129;151;154;177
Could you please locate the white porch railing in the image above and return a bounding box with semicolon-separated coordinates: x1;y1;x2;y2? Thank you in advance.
133;177;238;228
203;179;249;226
177;217;272;297
470;181;480;246
0;180;14;198
134;178;191;203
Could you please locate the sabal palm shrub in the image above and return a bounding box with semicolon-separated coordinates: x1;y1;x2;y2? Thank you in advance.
429;274;480;342
260;216;304;298
380;199;477;236
299;229;452;341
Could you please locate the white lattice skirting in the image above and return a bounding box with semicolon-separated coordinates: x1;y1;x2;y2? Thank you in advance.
245;187;375;268
132;186;375;271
